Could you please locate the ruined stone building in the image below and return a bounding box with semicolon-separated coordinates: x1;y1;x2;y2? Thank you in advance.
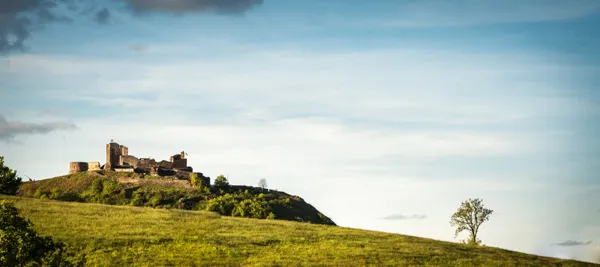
69;141;210;186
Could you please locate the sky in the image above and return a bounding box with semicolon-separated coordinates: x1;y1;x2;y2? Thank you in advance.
1;0;599;263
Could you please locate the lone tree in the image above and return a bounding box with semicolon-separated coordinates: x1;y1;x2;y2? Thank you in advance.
0;156;22;195
258;178;267;191
450;198;493;246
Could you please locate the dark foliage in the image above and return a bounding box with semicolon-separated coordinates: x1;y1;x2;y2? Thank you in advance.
0;200;85;266
0;156;22;195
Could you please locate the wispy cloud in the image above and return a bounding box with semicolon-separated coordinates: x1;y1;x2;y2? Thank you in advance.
555;240;593;247
380;214;427;220
0;114;76;141
4;48;579;125
379;0;600;28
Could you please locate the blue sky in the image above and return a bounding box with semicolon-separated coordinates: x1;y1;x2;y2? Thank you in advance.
1;0;599;263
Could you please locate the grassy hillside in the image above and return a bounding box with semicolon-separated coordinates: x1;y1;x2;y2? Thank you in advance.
2;196;596;267
17;172;335;225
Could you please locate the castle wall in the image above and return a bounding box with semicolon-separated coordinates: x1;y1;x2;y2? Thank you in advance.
158;160;173;169
193;172;210;186
122;155;140;168
172;158;188;169
88;162;101;171
69;162;88;174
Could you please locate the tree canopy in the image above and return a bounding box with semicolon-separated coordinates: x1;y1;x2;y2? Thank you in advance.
450;198;493;246
0;156;22;195
258;178;267;190
214;175;230;189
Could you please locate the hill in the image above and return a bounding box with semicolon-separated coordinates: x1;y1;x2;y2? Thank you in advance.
1;195;596;267
17;171;335;225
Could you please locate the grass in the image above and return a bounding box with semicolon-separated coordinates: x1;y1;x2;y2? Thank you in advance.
2;195;596;267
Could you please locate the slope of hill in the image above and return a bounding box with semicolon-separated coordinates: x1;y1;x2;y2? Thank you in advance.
1;196;595;267
17;172;335;225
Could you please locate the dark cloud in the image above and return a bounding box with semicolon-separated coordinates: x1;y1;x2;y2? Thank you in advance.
129;44;148;52
0;114;77;141
120;0;264;15
554;240;592;247
95;8;110;24
0;0;74;54
0;0;264;54
380;214;427;220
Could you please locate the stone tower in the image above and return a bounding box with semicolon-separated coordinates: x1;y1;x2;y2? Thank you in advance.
105;142;127;171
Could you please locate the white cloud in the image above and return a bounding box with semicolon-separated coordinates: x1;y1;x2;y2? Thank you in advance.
381;214;427;220
2;47;580;128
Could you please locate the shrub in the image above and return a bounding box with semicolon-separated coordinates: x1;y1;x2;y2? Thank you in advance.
49;189;83;202
90;179;104;195
190;173;199;187
177;197;198;210
283;197;291;207
101;180;123;196
205;194;236;215
33;188;50;199
0;200;85;266
232;198;272;219
149;195;163;207
84;179;126;205
130;190;149;207
231;199;252;217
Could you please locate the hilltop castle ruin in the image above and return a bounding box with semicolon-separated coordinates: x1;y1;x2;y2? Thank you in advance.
69;141;210;185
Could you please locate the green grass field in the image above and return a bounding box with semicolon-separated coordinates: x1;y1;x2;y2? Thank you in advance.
2;196;596;266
